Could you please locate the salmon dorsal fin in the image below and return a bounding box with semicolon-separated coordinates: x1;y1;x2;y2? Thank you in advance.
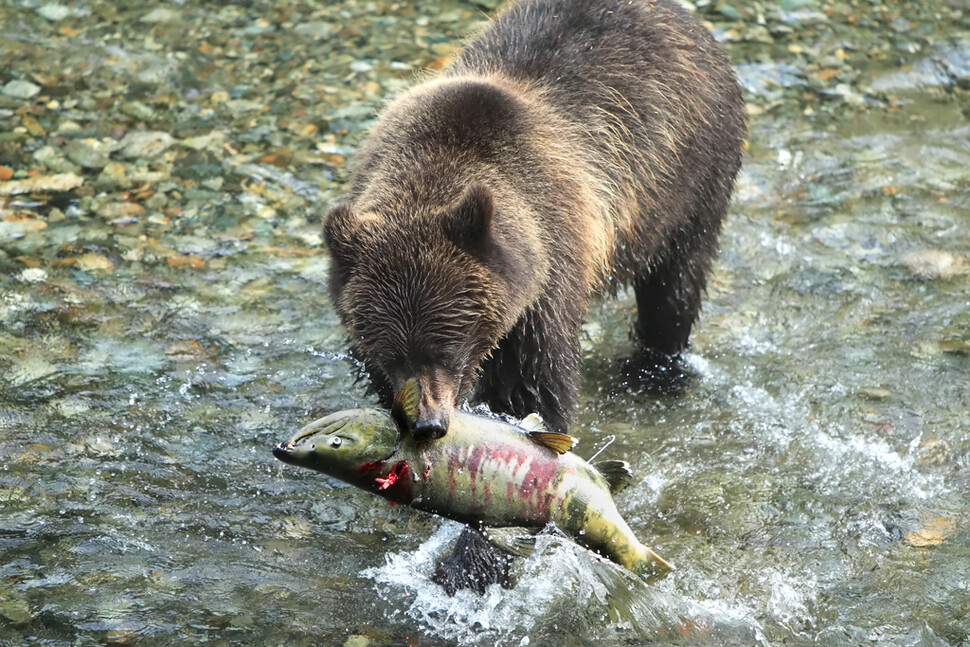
520;413;577;455
594;460;633;495
391;378;420;434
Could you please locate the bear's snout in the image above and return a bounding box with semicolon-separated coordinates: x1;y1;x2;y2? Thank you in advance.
396;370;455;440
413;411;450;441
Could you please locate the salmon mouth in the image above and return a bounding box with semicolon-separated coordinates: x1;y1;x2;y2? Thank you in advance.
272;442;297;464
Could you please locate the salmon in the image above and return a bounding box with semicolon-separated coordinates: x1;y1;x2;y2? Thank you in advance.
273;380;672;576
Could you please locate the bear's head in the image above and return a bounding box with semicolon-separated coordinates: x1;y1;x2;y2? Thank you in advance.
324;183;542;440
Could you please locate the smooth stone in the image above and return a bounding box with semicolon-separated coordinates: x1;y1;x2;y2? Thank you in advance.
36;3;72;21
118;131;175;159
140;7;179;23
65;139;110;169
2;80;41;99
20;268;48;283
293;21;336;39
96;162;132;190
902;249;965;280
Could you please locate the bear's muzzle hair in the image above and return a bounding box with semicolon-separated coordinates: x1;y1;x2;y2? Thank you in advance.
405;371;455;441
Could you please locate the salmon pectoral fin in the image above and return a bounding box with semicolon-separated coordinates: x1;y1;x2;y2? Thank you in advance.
484;526;540;558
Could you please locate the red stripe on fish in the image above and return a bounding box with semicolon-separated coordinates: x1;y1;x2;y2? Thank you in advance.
465;444;486;498
451;440;563;520
482;475;492;510
516;453;561;516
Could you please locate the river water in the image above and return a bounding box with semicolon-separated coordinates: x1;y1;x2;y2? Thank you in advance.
1;0;968;645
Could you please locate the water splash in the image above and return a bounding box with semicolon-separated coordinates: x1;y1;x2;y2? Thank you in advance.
363;522;787;646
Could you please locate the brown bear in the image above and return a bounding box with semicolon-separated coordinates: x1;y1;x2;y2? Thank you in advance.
324;0;745;442
324;0;744;593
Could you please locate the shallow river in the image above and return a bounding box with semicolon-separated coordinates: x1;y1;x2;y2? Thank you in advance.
1;0;968;645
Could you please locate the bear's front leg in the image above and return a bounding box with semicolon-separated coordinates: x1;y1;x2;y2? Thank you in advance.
475;303;584;434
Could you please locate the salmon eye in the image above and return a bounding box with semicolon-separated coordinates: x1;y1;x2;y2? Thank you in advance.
329;437;342;449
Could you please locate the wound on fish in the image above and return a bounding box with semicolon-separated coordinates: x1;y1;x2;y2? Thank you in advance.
376;460;410;490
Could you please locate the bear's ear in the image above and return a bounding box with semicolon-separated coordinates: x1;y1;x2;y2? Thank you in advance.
444;183;493;249
324;203;373;267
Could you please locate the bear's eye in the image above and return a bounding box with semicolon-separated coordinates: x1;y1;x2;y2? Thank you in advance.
329;437;343;449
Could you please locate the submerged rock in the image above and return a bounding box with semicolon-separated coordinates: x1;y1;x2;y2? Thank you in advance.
293;21;336;39
2;80;41;99
118;131;175;159
36;3;72;21
120;101;157;121
96;162;132;190
140;7;180;23
19;268;48;283
65;139;112;169
0;591;32;624
98;201;146;223
901;250;966;280
0;172;83;195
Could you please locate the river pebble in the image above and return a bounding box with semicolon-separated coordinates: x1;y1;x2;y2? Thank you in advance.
140;7;180;23
901;250;966;280
1;80;41;99
293;21;336;39
36;3;72;21
0;172;83;196
119;130;176;159
65;139;112;169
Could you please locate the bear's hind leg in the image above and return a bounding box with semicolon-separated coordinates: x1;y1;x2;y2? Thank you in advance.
626;237;713;395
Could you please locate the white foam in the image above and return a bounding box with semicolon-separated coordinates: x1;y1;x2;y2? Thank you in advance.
364;523;689;646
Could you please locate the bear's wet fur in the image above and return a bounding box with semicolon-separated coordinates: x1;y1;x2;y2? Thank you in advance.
431;528;515;596
326;0;744;437
324;0;745;591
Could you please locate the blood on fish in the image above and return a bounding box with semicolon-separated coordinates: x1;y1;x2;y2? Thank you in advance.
357;460;385;475
375;460;410;491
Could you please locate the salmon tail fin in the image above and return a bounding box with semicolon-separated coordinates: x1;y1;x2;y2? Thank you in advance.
640;544;674;574
391;378;420;434
594;460;633;495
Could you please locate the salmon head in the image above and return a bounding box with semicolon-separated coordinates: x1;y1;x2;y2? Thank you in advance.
273;408;401;486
